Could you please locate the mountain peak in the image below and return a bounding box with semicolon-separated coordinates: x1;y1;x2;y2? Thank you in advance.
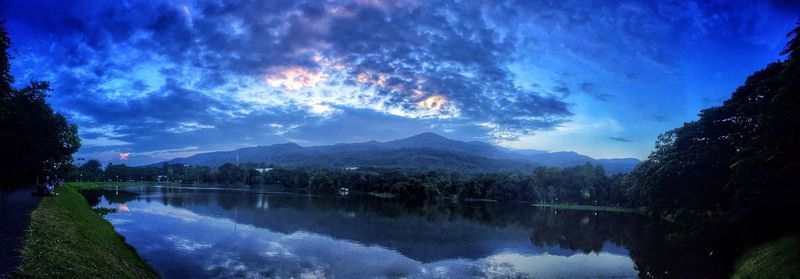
407;132;448;140
390;132;455;146
275;142;301;147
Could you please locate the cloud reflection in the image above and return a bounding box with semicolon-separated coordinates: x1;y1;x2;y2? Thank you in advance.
103;198;637;278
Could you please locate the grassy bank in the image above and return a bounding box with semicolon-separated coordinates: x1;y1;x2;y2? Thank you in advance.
532;203;645;214
733;233;800;279
368;192;396;199
67;181;161;190
14;184;158;278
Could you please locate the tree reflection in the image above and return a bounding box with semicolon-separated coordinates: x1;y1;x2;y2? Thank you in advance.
82;186;735;278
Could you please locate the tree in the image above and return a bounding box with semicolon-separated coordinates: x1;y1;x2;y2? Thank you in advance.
0;22;80;188
627;21;800;241
309;170;336;193
217;163;245;185
78;159;103;181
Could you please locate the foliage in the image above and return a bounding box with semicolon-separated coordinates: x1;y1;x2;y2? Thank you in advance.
0;22;80;189
625;22;800;243
733;233;800;279
81;161;630;206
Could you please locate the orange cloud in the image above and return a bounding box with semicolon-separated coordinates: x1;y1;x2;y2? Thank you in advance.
418;95;447;111
266;67;329;90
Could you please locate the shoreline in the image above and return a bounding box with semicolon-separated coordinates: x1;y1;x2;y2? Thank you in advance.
14;183;158;278
531;203;645;214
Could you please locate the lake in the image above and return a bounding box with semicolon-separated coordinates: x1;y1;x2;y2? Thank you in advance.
81;186;732;278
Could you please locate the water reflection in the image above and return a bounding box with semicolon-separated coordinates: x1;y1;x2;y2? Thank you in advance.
82;186;730;278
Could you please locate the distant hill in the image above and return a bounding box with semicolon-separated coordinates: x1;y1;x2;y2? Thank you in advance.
159;133;640;174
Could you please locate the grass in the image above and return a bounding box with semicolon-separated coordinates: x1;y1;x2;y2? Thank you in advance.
733;233;800;279
13;183;158;278
531;203;645;214
368;192;396;199
67;181;159;190
463;198;498;202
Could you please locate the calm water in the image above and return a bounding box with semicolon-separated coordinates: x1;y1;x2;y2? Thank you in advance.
82;186;732;278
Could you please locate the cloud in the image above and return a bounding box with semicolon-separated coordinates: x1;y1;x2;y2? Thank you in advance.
167;122;216;134
8;0;573;134
579;82;612;102
608;137;632;143
650;113;670;123
4;0;799;164
82;137;132;147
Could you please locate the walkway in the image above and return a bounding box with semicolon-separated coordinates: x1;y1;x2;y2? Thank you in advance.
0;187;41;278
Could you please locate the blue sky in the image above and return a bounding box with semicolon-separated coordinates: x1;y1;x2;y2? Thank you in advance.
2;0;798;165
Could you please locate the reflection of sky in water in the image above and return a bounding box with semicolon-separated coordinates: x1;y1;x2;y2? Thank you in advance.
96;189;638;279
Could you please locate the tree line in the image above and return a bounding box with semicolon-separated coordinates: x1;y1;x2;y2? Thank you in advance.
69;160;631;206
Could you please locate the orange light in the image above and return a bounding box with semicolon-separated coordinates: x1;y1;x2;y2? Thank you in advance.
266;67;328;90
418;95;447;111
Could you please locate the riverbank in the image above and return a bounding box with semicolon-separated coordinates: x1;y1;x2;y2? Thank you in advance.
13;183;158;278
68;181;165;190
733;233;800;279
368;192;396;199
531;203;645;214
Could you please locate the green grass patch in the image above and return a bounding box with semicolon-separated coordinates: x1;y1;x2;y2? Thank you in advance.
67;181;158;190
91;207;119;216
463;198;497;202
368;192;396;199
531;203;645;214
14;185;158;278
733;233;800;279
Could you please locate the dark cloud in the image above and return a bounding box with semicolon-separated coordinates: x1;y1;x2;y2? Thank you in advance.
553;86;571;97
767;0;800;12
579;82;612;101
609;137;632;143
650;113;670;123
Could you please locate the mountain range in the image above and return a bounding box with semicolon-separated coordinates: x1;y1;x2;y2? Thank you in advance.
159;132;640;174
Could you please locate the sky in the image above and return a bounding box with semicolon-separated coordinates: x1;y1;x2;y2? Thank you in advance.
2;0;799;166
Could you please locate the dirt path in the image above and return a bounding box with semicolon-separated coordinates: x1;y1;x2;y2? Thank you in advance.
0;187;42;278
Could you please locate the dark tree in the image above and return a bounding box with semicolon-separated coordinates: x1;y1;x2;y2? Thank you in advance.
0;22;80;189
77;159;103;181
626;21;800;242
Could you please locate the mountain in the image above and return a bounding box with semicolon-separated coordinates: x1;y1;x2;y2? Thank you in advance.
160;133;640;174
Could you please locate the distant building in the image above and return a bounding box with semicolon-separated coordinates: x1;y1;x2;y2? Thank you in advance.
344;167;359;171
254;168;273;173
156;175;169;182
